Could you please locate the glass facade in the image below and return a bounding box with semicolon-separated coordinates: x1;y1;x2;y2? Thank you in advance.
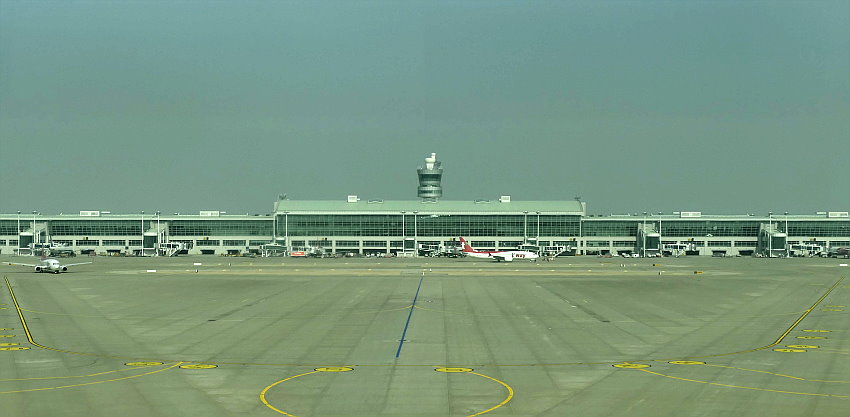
582;221;635;237
169;220;272;236
281;214;580;238
0;220;25;235
785;221;850;237
1;214;846;256
661;221;761;237
50;220;141;236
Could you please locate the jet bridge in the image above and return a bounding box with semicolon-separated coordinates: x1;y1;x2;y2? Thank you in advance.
635;223;661;257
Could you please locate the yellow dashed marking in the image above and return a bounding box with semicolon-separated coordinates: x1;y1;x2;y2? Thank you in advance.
314;367;353;372
669;360;705;365
803;329;831;333
435;367;473;373
125;361;165;367
774;348;806;352
0;343;19;346
786;345;819;349
796;336;827;340
0;347;29;351
613;363;650;368
180;364;218;369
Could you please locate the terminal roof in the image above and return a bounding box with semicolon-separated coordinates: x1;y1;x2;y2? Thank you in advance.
274;200;585;215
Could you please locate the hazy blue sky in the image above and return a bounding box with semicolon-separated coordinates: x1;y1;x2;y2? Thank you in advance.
1;1;847;215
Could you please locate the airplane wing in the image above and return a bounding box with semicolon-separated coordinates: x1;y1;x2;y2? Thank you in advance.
63;262;93;267
6;262;38;267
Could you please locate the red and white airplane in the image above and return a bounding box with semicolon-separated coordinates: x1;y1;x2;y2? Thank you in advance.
6;258;91;274
459;237;539;262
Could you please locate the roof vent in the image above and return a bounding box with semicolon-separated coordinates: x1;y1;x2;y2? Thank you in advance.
347;195;360;203
499;195;511;203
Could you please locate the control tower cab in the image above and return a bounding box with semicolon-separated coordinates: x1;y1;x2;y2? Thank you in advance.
417;153;443;201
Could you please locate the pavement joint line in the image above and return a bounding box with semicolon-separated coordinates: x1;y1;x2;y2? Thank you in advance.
2;275;846;369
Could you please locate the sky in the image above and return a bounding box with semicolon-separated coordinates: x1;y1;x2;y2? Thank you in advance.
1;0;848;216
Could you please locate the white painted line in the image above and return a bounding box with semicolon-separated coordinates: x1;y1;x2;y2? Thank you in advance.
146;269;157;273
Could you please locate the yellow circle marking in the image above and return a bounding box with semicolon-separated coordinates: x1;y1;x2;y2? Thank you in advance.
613;363;650;368
797;336;827;339
435;367;473;373
314;367;353;372
180;364;218;369
0;347;29;351
0;335;15;338
774;348;806;352
125;361;165;367
0;343;19;346
786;345;819;349
803;329;831;333
669;360;705;365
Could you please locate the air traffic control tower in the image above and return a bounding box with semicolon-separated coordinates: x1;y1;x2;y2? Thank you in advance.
417;153;443;201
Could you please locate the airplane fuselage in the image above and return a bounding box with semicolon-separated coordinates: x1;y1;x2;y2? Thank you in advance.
34;259;67;273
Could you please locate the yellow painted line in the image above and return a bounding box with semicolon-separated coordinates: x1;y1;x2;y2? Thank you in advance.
465;371;514;417
258;368;513;417
705;364;850;384
260;370;321;416
4;277;196;369
766;277;844;348
0;366;146;382
0;362;182;394
635;368;850;398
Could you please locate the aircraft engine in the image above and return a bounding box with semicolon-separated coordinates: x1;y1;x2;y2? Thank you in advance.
34;266;42;272
61;266;68;272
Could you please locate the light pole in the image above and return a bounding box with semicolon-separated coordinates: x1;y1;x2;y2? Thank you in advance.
642;212;647;258
413;211;419;256
32;211;37;245
283;211;289;249
155;211;161;256
768;211;773;257
141;211;145;256
658;212;663;255
536;211;541;240
578;215;582;255
523;211;528;242
784;211;789;257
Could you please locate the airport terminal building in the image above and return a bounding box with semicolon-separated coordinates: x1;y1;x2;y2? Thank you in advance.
1;154;848;258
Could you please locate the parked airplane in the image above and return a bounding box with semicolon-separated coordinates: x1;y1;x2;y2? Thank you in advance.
5;258;92;274
459;237;540;262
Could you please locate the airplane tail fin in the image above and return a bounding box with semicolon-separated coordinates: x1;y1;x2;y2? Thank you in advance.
459;237;474;253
